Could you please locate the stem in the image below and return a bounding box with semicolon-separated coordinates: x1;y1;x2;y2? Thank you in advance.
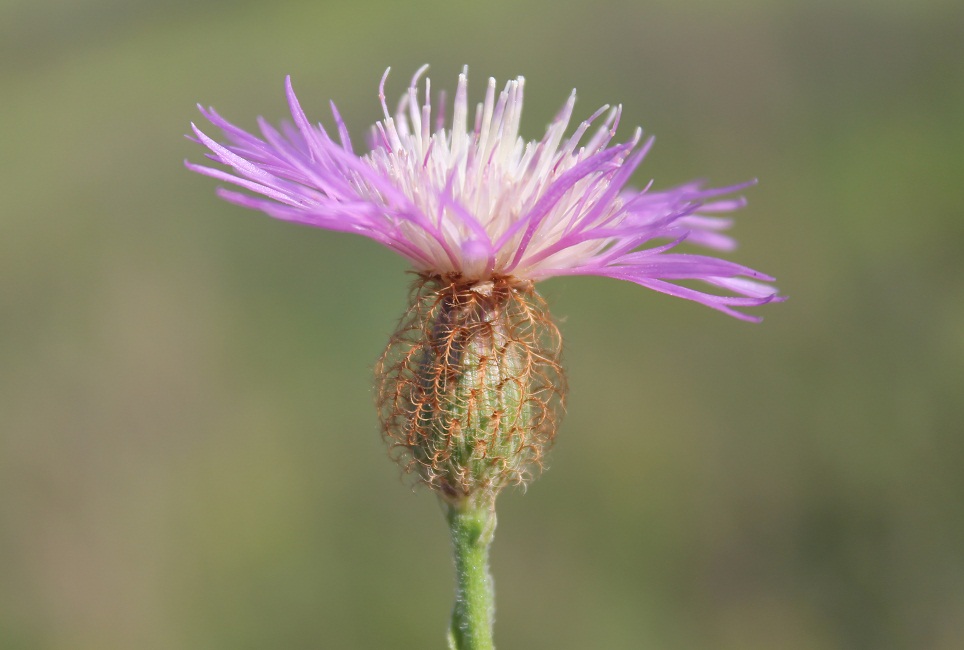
446;495;497;650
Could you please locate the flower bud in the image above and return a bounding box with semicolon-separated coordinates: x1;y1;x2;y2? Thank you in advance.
376;274;566;502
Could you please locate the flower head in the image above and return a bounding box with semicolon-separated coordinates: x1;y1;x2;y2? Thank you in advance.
188;67;782;500
188;65;781;321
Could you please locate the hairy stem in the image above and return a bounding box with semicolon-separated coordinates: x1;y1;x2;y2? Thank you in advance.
446;495;497;650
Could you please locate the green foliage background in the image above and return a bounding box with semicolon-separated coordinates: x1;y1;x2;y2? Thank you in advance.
2;1;962;648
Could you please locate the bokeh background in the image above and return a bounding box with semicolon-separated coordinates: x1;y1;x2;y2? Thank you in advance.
2;0;963;648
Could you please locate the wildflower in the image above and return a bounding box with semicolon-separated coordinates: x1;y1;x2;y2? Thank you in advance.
187;66;781;499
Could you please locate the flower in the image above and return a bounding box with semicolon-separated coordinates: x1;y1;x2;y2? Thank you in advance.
188;66;783;499
187;65;781;322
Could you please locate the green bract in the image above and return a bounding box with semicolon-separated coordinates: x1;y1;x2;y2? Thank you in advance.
377;275;565;502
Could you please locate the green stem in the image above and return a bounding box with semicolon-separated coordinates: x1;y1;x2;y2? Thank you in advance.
446;495;497;650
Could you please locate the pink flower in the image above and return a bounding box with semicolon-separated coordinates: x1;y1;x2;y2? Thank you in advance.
188;66;781;321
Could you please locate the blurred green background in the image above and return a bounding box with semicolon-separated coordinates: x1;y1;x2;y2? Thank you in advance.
2;0;963;648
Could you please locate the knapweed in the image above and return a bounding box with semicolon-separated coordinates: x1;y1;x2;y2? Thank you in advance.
187;65;781;649
186;68;780;499
187;65;781;501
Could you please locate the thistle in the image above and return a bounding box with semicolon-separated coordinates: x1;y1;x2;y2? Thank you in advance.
187;65;782;649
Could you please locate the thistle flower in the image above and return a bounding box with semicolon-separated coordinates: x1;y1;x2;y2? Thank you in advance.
187;65;781;650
